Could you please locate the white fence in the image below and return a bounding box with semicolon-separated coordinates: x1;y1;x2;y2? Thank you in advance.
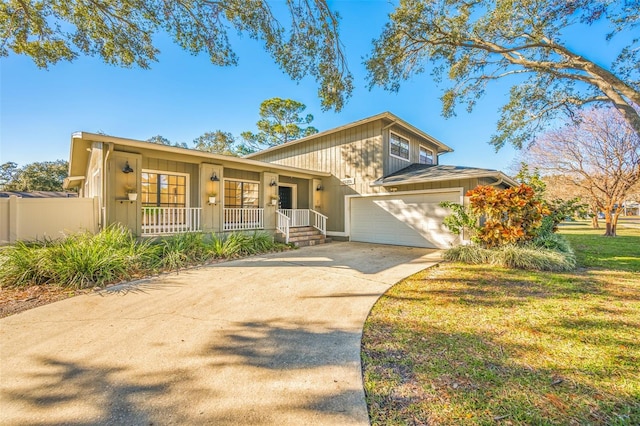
141;207;202;235
0;196;99;244
223;208;264;231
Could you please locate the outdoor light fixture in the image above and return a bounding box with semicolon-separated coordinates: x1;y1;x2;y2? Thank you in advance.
270;179;277;187
210;172;219;182
316;184;324;191
122;161;134;174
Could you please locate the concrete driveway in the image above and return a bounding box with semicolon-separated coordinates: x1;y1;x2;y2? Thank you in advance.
1;242;441;425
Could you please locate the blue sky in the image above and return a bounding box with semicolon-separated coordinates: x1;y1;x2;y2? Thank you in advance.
0;1;623;172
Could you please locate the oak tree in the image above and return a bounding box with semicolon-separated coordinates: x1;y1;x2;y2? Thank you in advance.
366;0;640;149
1;160;69;192
1;0;353;111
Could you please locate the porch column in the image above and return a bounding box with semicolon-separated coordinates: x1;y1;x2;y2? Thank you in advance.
262;172;279;231
201;164;224;233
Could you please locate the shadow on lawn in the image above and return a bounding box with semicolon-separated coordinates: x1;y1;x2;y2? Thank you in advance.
363;325;640;425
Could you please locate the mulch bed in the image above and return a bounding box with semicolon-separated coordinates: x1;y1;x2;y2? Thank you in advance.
0;286;90;318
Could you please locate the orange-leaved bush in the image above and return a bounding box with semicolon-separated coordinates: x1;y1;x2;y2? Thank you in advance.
467;184;549;248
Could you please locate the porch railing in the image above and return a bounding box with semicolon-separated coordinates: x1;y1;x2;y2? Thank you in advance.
141;207;202;235
278;209;310;227
278;209;327;235
224;208;264;231
310;209;327;235
276;210;290;244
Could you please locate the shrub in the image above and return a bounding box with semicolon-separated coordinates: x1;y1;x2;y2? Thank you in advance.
467;184;549;248
532;231;573;254
0;227;291;289
444;244;576;272
157;232;208;271
0;241;53;287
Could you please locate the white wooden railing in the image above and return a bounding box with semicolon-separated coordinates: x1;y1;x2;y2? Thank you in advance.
310;209;327;235
278;209;310;227
278;209;327;236
276;210;291;244
141;207;201;235
224;208;264;231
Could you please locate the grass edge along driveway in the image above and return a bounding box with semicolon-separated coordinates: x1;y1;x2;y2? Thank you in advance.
362;222;640;425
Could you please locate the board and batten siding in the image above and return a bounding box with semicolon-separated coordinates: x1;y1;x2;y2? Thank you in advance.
251;120;387;232
384;125;441;176
143;157;200;207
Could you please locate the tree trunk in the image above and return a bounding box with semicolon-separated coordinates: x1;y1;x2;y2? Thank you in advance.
603;209;616;237
591;207;600;229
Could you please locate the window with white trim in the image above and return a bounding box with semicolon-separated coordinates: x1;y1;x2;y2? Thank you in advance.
141;172;187;207
419;146;434;165
390;132;410;161
224;180;259;208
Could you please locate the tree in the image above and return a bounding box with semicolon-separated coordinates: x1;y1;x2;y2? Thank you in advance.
525;107;640;236
2;160;69;192
240;98;318;153
366;0;640;149
147;135;172;145
1;0;352;111
0;162;19;190
147;135;188;148
193;131;238;156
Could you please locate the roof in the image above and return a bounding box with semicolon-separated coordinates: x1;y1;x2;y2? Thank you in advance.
67;132;331;187
0;191;78;198
245;111;454;158
370;164;518;187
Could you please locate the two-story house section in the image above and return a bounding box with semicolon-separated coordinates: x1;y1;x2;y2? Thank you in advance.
248;112;516;248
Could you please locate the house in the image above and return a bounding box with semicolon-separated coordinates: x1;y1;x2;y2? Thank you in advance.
65;112;515;248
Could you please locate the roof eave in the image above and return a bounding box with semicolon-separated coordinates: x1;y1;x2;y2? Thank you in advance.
245;112;454;158
70;132;331;178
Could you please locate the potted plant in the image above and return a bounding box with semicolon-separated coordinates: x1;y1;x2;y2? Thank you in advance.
208;192;217;204
270;194;279;206
125;185;138;201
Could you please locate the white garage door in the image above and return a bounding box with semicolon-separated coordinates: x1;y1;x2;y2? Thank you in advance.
349;190;461;248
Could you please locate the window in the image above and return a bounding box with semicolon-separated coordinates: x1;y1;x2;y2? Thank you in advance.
141;172;187;207
419;146;434;165
224;180;259;208
390;132;410;161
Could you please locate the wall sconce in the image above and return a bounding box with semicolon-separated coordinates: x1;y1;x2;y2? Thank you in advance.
269;179;277;187
210;172;219;182
122;161;134;174
316;184;324;191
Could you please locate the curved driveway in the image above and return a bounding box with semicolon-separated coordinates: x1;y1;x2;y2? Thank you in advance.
1;242;441;425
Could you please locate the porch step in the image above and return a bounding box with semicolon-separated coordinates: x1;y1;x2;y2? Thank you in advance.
276;226;331;247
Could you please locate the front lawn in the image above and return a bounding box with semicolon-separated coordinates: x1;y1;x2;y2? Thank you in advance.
362;224;640;425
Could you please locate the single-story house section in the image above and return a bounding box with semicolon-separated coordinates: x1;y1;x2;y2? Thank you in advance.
66;112;515;248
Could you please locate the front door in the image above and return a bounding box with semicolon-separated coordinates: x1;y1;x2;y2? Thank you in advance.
278;186;293;209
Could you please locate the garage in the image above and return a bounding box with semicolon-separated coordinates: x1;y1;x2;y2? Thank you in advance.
349;189;461;248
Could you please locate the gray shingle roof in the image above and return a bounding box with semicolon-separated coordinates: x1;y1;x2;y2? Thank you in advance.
371;164;517;187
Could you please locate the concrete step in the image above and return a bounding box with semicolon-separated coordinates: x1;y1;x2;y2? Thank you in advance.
294;238;330;247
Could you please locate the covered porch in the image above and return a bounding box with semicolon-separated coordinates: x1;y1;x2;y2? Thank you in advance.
139;206;327;241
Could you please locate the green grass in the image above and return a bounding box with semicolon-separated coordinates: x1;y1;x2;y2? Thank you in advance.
559;221;640;271
363;224;640;425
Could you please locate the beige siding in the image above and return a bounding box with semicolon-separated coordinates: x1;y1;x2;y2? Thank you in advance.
143;157;200;207
250;120;388;232
224;168;261;182
393;178;480;195
385;125;441;176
